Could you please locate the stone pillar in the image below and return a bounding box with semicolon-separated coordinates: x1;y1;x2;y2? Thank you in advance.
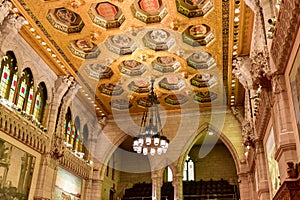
0;1;12;25
91;180;103;200
152;174;163;200
238;172;252;200
34;154;57;200
172;174;183;200
272;73;298;181
255;140;270;200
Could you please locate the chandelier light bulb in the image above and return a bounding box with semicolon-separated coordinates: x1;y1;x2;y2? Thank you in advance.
150;148;155;156
146;137;151;145
143;147;148;155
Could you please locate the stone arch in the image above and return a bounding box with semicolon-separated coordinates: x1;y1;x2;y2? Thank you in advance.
178;122;241;177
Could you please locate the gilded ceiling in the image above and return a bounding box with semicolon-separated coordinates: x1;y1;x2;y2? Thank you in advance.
12;0;254;117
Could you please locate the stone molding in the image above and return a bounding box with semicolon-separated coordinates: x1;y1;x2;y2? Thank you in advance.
274;142;297;162
271;0;300;74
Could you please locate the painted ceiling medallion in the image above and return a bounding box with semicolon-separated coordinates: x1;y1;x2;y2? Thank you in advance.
118;60;146;76
99;83;124;96
128;79;150;93
165;94;188;105
187;52;216;70
143;29;175;51
68;39;100;59
105;34;137;55
110;99;132;110
176;0;213;18
84;63;114;80
193;90;217;103
47;7;84;33
89;2;125;29
152;56;181;73
182;24;214;46
190;73;217;88
131;0;168;23
158;76;185;90
137;96;156;108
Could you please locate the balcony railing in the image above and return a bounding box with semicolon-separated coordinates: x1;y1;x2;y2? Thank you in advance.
0;99;48;153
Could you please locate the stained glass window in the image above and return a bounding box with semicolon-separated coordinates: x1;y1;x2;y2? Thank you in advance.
0;52;18;100
17;69;34;111
33;82;47;122
0;64;10;98
25;86;34;114
8;74;18;102
17;79;27;109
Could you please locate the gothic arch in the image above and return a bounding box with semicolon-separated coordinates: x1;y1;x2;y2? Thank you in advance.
178;122;241;176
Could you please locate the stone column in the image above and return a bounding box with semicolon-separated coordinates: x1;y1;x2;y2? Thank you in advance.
91;180;103;200
255;140;270;200
152;174;163;200
172;174;183;200
34;154;57;200
238;172;252;200
272;73;298;181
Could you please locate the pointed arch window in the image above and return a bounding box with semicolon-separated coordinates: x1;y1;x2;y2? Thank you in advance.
25;86;34;113
33;82;47;122
0;51;18;100
64;108;72;145
17;68;34;112
8;74;18;102
183;156;194;181
73;116;81;152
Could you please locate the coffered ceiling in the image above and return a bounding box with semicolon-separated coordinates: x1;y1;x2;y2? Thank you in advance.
12;0;254;118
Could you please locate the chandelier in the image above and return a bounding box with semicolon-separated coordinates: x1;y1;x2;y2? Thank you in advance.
133;79;169;156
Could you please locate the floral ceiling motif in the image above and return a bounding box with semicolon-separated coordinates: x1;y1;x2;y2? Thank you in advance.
152;56;181;73
68;39;100;59
110;99;132;110
142;29;175;51
131;0;168;23
118;60;146;76
193;90;218;103
182;24;214;46
105;34;137;55
176;0;214;18
84;63;114;80
158;76;185;91
165;94;188;105
99;83;124;96
190;73;217;88
47;7;84;33
89;2;125;29
187;52;216;70
128;79;150;93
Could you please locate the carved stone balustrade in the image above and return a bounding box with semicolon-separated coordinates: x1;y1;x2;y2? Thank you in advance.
59;149;92;179
0;103;48;153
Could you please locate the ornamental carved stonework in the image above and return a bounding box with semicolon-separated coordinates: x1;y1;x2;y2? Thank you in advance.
241;120;255;148
232;56;251;89
249;46;272;88
271;0;300;74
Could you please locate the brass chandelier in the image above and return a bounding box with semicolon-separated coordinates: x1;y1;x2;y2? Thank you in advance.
133;79;169;156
